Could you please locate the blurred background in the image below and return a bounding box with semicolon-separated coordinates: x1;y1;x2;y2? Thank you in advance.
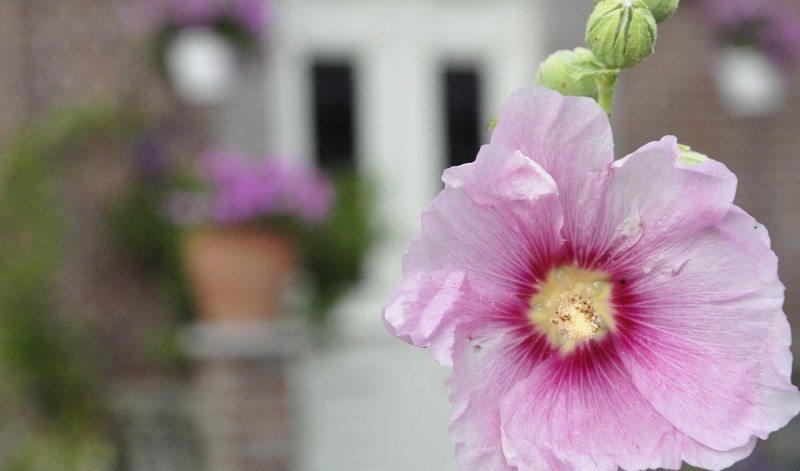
0;0;799;470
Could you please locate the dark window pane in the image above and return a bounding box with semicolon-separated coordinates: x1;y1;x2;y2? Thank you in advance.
444;68;481;168
312;61;356;168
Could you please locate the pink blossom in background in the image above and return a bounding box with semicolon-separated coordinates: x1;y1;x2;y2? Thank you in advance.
170;149;333;227
703;0;800;72
124;0;270;37
232;0;271;36
702;0;769;26
383;87;800;470
759;4;800;70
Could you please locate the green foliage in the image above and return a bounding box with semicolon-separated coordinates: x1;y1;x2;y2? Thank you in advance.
302;169;376;324
0;102;144;464
107;183;195;324
7;432;115;471
108;186;175;269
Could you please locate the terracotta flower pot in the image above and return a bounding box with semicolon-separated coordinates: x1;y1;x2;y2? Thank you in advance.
183;227;297;323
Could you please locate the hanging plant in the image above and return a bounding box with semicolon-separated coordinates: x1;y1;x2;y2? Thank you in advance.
144;0;272;104
701;0;800;116
702;0;800;72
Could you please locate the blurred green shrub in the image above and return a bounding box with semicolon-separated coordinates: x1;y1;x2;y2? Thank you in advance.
0;102;144;469
7;433;115;471
107;175;194;322
302;168;377;324
106;179;193;371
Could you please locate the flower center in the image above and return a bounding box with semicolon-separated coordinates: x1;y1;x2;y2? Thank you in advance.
528;266;615;354
552;292;599;341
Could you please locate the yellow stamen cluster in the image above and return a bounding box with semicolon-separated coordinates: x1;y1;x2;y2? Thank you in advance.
551;293;600;342
529;266;614;354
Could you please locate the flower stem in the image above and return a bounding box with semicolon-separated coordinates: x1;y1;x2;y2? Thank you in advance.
596;72;619;117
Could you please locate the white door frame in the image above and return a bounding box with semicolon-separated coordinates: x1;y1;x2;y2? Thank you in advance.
265;0;545;337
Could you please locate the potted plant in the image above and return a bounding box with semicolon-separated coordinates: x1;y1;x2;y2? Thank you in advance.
170;149;334;324
702;0;800;117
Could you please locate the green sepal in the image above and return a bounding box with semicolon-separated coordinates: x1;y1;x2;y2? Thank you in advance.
568;57;620;82
535;48;600;99
678;144;709;165
569;56;621;117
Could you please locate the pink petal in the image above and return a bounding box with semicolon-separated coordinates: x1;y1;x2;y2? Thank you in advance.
497;340;761;471
498;345;677;471
601;136;738;271
719;206;794;383
501;429;570;471
385;144;564;366
382;270;480;366
656;431;758;471
447;322;551;471
404;144;564;292
490;87;614;266
614;206;800;451
490;86;613;186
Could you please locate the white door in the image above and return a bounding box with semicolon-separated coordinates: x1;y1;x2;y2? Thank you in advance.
266;1;545;337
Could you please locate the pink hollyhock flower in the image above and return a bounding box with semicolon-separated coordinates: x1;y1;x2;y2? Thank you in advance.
383;87;800;470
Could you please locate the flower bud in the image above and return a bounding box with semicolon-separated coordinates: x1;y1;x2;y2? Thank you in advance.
586;0;657;69
535;48;599;99
643;0;679;23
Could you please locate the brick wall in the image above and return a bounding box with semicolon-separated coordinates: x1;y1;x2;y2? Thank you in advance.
194;358;294;471
617;2;800;348
0;0;29;139
0;0;153;144
0;0;214;378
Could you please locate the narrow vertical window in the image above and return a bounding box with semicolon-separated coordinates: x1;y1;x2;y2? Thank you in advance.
312;61;356;168
444;67;482;168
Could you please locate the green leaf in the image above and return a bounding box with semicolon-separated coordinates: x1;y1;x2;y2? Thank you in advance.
569;60;620;82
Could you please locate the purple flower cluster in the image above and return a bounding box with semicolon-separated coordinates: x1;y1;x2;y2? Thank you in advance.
703;0;800;72
170;149;334;228
144;0;270;36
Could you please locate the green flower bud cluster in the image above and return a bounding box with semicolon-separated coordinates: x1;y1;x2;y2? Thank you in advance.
535;48;599;99
643;0;680;23
593;0;679;23
586;0;657;69
530;0;680;117
585;0;679;70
